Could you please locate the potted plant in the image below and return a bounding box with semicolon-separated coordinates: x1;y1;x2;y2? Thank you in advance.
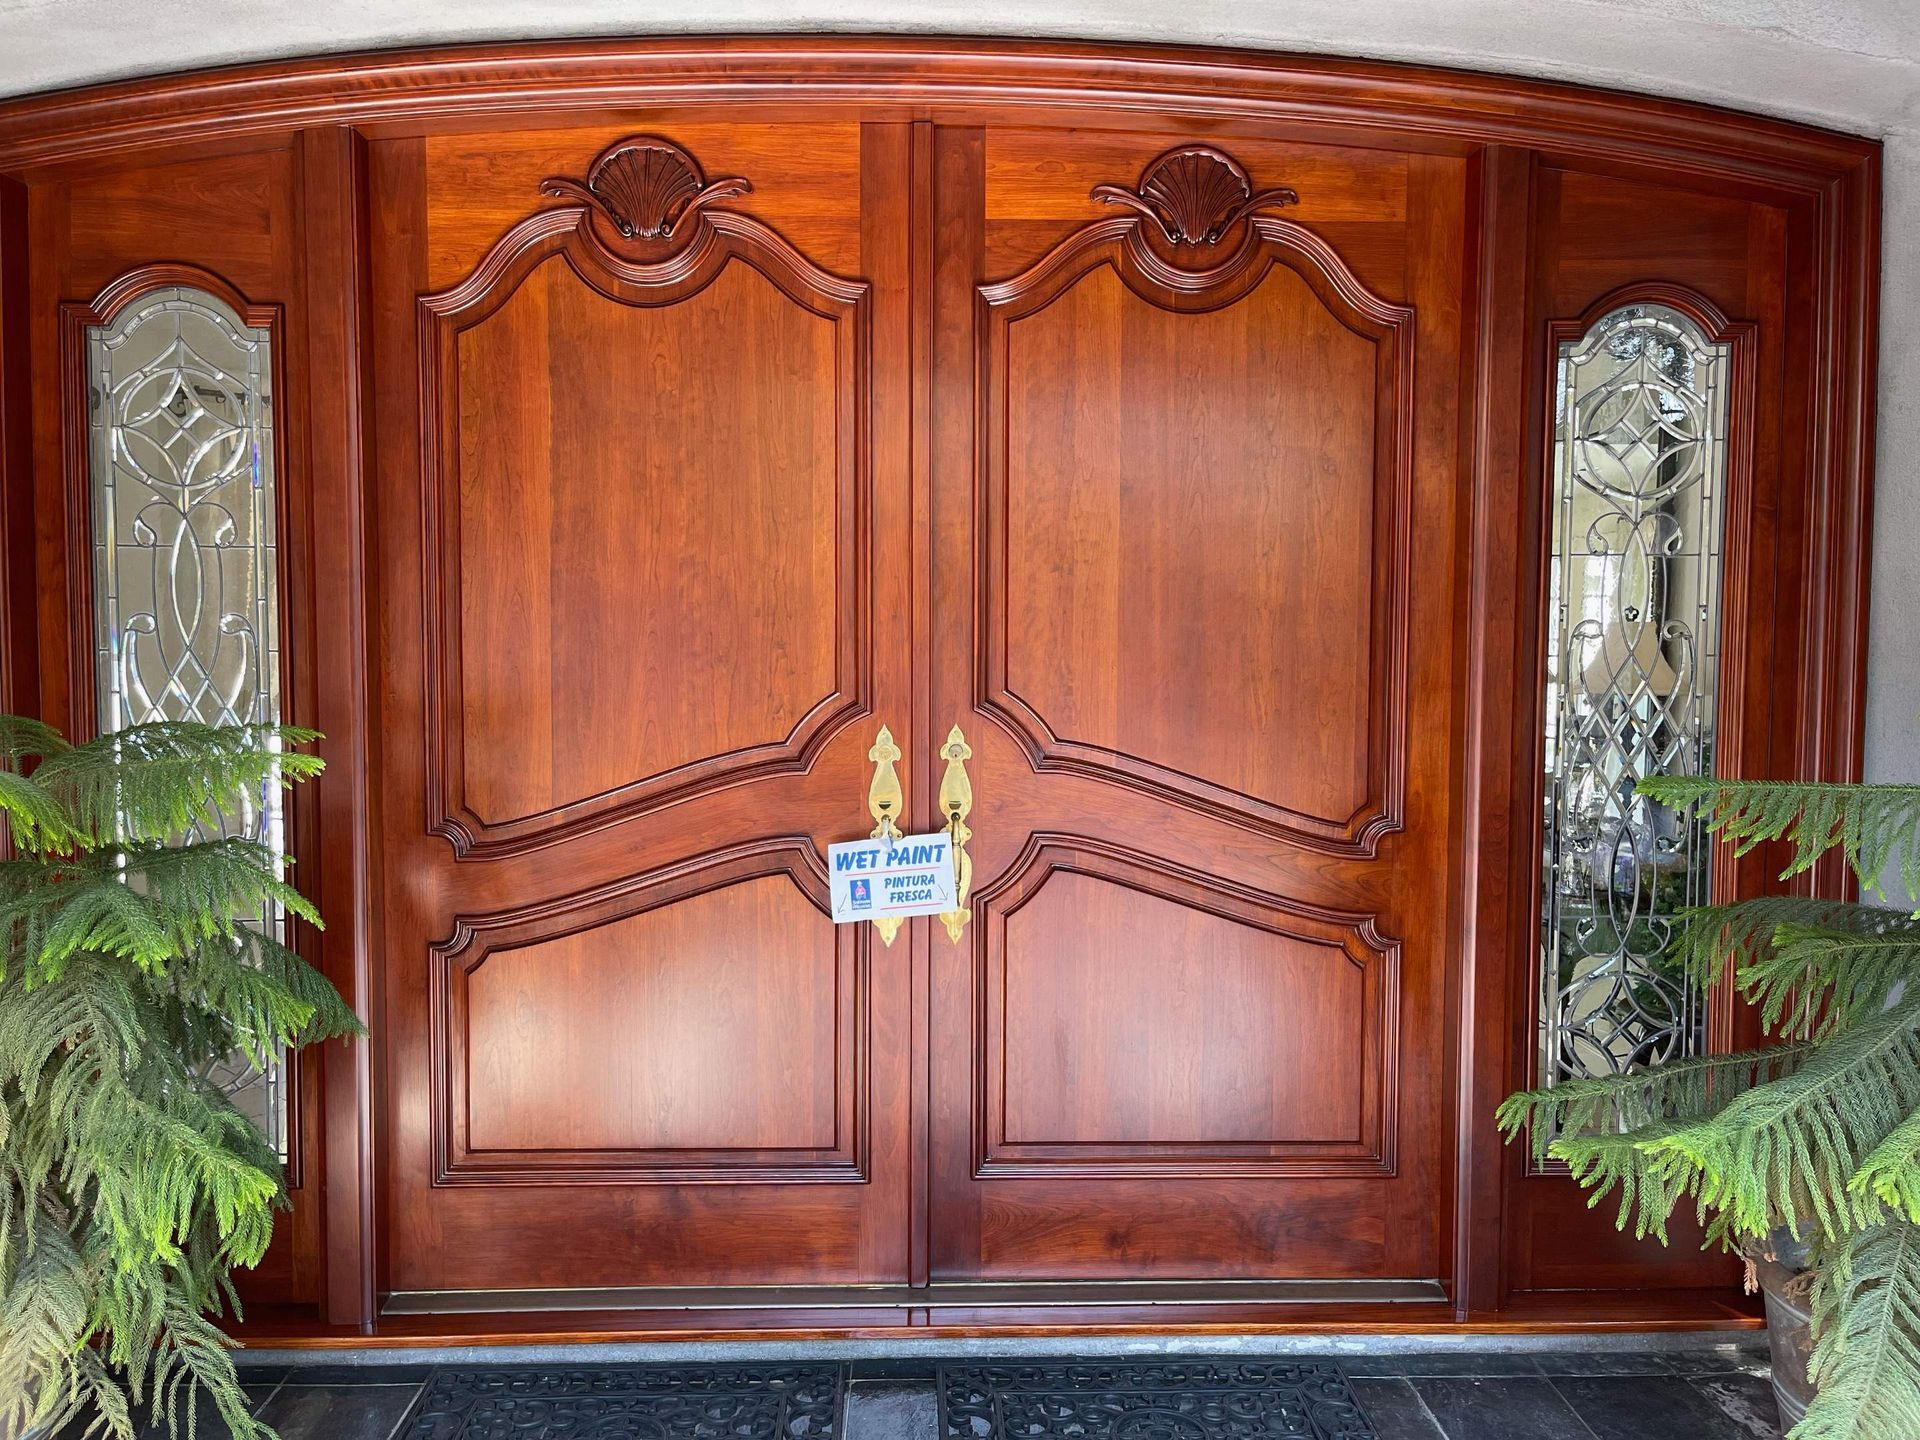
1501;773;1920;1439
0;717;358;1440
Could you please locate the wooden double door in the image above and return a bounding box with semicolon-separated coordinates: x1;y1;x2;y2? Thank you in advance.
373;118;1463;1299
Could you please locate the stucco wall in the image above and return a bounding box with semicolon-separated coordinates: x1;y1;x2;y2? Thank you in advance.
1870;135;1918;793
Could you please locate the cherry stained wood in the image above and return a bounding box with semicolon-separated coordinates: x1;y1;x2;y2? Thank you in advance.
981;839;1396;1176
0;39;1880;1332
423;208;862;854
0;38;1876;187
1498;168;1790;1297
432;843;861;1184
372;123;918;1294
0;176;33;723
225;1285;1760;1348
981;202;1412;852
25;141;329;1311
297;125;381;1328
927;132;1461;1283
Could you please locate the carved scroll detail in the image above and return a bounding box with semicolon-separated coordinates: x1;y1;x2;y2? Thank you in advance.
540;136;751;241
1091;145;1298;246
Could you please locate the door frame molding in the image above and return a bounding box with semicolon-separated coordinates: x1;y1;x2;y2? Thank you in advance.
0;37;1876;1334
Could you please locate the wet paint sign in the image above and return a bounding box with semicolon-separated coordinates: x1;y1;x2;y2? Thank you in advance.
828;832;957;922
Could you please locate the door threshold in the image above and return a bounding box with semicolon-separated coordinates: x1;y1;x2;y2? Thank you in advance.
382;1278;1447;1315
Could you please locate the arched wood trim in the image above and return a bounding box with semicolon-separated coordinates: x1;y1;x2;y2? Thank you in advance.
0;39;1877;191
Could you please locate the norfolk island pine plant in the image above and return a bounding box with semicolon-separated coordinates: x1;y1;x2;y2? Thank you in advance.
0;717;359;1439
1500;773;1920;1439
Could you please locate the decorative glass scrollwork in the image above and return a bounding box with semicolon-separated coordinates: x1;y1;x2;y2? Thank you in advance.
86;284;290;1162
1538;302;1730;1099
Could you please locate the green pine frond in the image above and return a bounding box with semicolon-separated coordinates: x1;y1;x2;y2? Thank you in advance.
1;838;317;979
122;837;319;930
1799;1221;1920;1440
1497;1044;1812;1164
0;1201;108;1439
1641;775;1920;909
1670;896;1870;991
1853;1109;1920;1223
0;713;70;770
1642;994;1920;1241
176;931;362;1064
31;721;322;848
0;715;335;1440
1498;1047;1813;1241
1750;917;1920;1039
1553;1123;1703;1242
0;768;80;851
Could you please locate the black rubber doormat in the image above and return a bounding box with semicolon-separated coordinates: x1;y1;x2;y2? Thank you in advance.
399;1361;848;1438
938;1359;1378;1439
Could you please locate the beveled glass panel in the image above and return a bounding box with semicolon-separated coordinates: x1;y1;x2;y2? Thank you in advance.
87;287;289;1161
1539;303;1729;1096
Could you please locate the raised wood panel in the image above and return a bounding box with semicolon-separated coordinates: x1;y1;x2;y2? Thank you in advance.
432;841;865;1185
983;130;1412;299
985;130;1410;224
978;200;1413;853
463;880;838;1152
418;143;871;856
62;145;292;298
977;838;1397;1178
1002;264;1375;828
452;260;839;828
425;122;865;288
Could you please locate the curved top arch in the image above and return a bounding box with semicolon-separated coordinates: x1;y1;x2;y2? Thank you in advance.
0;38;1877;189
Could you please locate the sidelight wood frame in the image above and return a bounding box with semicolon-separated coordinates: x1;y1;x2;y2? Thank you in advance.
0;37;1878;1336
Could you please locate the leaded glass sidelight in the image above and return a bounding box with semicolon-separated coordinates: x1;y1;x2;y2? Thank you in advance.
86;285;290;1161
1539;302;1730;1098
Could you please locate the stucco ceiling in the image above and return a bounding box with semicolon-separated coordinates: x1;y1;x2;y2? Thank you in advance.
0;0;1915;137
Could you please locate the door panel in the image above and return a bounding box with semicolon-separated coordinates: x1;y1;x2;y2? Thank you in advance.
376;121;913;1294
983;840;1396;1175
436;849;860;1184
999;263;1379;828
448;260;846;834
930;130;1463;1282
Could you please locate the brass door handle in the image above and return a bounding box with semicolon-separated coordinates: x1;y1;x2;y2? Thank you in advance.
866;725;905;947
937;724;973;944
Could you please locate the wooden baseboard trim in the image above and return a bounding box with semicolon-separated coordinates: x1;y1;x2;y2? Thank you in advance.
226;1286;1762;1348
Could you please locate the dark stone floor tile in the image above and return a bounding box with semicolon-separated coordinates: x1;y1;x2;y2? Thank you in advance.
1692;1374;1783;1439
57;1382;280;1440
1532;1350;1674;1376
1550;1375;1754;1440
1663;1344;1772;1377
225;1364;294;1386
263;1363;436;1386
849;1357;940;1382
845;1381;938;1440
1344;1352;1544;1378
253;1383;420;1440
1410;1377;1595;1440
1348;1377;1447;1438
